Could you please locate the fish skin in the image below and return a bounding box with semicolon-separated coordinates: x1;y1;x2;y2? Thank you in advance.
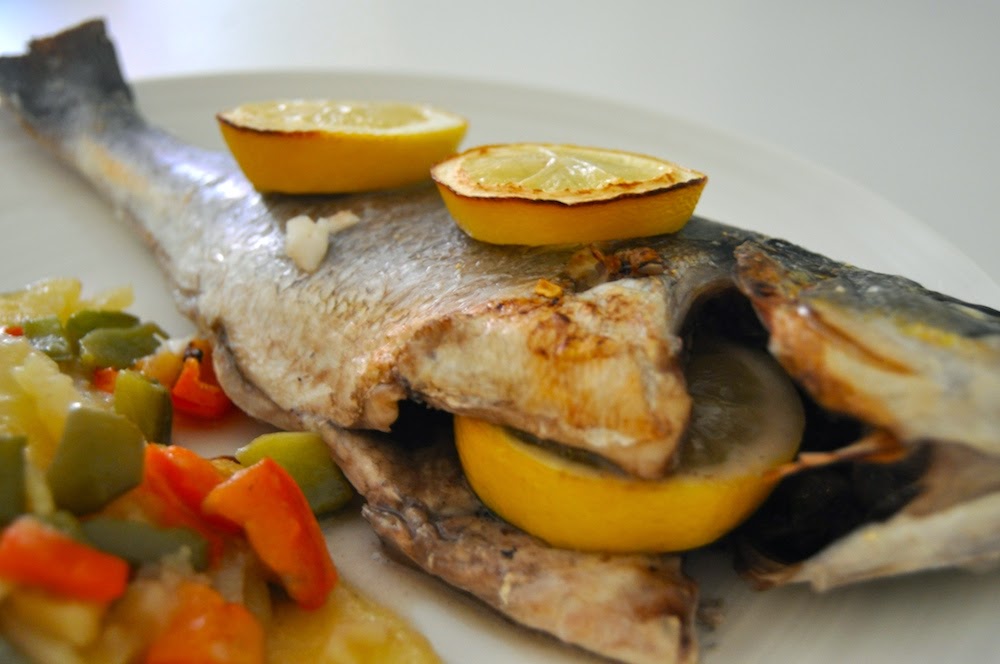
733;238;1000;459
732;239;1000;589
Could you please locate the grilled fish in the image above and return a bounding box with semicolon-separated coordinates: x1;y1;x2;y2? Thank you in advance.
2;20;999;663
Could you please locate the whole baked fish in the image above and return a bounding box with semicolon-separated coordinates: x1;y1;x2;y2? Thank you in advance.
2;19;999;664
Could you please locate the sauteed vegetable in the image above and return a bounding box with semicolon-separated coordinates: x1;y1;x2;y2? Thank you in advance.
0;278;437;663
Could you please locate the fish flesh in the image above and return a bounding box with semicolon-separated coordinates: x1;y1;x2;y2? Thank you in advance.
2;19;999;663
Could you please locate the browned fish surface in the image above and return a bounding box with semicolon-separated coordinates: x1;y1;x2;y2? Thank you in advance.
731;239;1000;589
735;239;1000;459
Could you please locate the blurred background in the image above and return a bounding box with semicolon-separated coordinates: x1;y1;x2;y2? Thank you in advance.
3;1;998;287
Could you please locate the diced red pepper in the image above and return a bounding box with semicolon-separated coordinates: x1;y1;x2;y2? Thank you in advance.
144;580;264;664
0;516;129;602
92;367;119;393
144;445;232;520
130;445;239;564
2;325;24;336
202;457;338;609
171;355;231;420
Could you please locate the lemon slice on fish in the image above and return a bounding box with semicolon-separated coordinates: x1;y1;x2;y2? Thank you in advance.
431;143;707;245
217;100;468;194
454;341;804;553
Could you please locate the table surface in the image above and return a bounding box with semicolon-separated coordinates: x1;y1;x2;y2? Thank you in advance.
3;1;998;292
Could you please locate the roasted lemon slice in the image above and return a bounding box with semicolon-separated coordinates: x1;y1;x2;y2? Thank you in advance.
454;341;803;553
218;100;468;194
431;143;706;245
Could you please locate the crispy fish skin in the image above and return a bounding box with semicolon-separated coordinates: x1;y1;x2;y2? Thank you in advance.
734;239;1000;458
0;20;703;662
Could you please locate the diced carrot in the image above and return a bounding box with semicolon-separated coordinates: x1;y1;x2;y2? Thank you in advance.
202;458;337;609
171;355;231;419
92;367;119;393
144;580;264;664
0;516;129;602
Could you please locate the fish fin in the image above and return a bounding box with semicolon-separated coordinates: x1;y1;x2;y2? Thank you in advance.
0;19;133;137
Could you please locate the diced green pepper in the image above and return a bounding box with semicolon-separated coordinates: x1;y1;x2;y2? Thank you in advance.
23;316;73;362
65;309;140;345
81;516;209;571
46;405;145;515
78;322;165;370
113;370;173;444
0;634;31;664
37;510;85;541
235;431;353;515
0;435;27;527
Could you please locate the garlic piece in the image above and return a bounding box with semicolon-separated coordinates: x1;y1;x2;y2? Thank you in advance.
284;211;360;273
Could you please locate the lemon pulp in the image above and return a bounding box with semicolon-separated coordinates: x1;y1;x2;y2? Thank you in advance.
431;143;706;245
454;341;804;553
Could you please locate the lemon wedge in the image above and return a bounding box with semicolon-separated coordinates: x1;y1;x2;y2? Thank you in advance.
431;143;706;245
454;341;804;553
217;100;468;194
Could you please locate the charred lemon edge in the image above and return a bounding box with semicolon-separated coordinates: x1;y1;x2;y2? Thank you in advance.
431;143;707;246
217;101;468;194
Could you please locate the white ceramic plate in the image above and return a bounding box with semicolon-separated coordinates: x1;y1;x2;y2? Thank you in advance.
2;72;998;663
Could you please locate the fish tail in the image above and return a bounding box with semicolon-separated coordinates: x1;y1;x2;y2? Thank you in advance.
0;19;136;143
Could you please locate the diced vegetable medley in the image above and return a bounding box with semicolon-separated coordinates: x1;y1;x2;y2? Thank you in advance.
0;278;437;663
